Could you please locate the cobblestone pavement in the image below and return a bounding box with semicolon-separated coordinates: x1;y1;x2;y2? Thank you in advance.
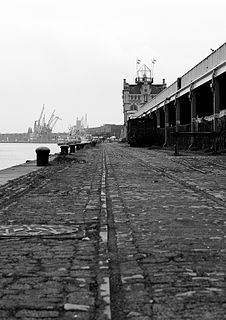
0;143;225;319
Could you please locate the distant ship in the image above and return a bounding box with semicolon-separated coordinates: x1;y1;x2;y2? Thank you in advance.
57;115;92;146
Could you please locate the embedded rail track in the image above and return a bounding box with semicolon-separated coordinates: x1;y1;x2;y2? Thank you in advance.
114;146;226;207
102;143;226;319
0;144;225;319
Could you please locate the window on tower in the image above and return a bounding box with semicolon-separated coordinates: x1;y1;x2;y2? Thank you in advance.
130;105;138;111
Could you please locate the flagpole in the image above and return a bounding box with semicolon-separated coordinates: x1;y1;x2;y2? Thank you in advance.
136;58;141;79
151;58;156;81
136;59;138;78
136;60;138;78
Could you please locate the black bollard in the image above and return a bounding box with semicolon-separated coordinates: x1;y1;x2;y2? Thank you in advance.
69;144;76;153
35;147;50;166
60;145;69;155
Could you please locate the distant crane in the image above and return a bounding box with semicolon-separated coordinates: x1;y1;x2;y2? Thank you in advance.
33;105;61;136
50;116;61;130
47;110;56;128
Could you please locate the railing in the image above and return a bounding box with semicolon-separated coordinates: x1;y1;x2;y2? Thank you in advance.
181;43;226;87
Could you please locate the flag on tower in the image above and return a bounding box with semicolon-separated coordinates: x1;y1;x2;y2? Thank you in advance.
137;58;141;64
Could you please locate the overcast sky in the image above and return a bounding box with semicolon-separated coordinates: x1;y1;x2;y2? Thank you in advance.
0;0;225;133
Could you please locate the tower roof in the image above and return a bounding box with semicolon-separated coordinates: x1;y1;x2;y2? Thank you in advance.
137;64;151;80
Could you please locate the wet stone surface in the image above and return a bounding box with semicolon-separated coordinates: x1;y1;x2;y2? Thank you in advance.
103;144;226;320
0;224;83;237
0;144;225;319
0;149;102;320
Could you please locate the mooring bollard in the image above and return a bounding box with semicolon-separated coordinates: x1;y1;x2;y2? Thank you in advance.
91;140;97;147
60;145;69;155
69;144;76;153
35;147;50;166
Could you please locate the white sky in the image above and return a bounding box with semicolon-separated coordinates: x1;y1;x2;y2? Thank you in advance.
0;0;225;133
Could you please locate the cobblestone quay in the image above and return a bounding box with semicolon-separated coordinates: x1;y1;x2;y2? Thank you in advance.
0;143;225;320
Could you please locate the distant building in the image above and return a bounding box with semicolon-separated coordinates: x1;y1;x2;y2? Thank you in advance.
0;133;30;143
122;64;166;137
87;124;123;138
0;132;58;143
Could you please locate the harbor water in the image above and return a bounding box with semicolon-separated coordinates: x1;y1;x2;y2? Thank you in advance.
0;143;60;171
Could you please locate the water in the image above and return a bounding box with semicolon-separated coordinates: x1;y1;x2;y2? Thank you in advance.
0;143;60;171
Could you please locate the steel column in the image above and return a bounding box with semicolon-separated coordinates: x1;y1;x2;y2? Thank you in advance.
189;88;197;147
163;101;169;147
212;72;220;132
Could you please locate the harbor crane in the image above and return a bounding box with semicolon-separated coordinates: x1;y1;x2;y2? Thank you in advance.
33;105;61;135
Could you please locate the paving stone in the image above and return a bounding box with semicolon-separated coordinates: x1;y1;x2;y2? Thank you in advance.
0;144;225;319
15;310;59;318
